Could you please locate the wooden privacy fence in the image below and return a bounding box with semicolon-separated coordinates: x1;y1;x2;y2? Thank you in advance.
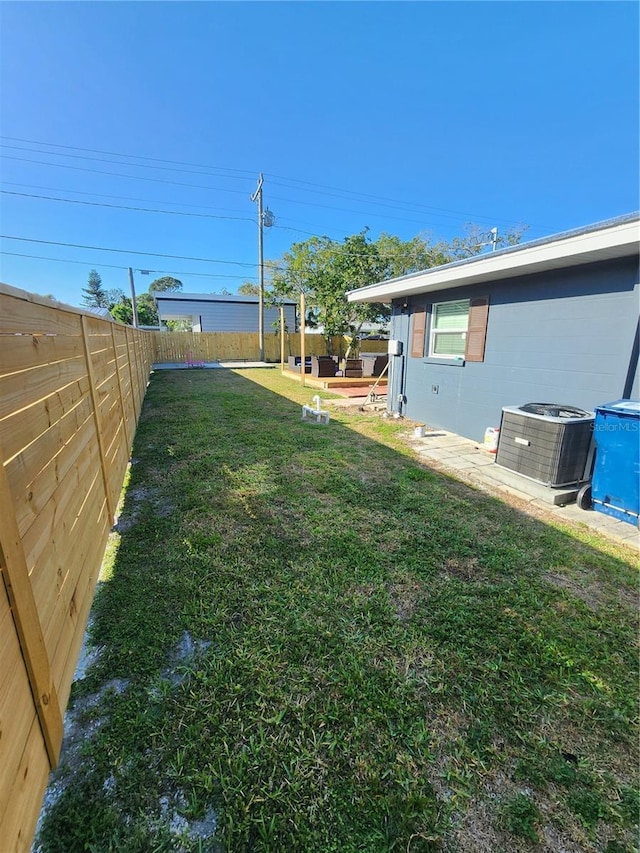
0;284;152;851
152;331;388;364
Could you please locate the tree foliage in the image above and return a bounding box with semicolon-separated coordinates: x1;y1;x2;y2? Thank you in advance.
109;289;165;327
238;281;260;296
110;300;133;325
267;224;528;351
82;270;108;308
269;230;450;351
269;231;390;351
442;223;529;260
148;276;183;292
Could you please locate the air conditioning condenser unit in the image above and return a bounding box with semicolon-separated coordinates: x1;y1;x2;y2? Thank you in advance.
495;403;594;487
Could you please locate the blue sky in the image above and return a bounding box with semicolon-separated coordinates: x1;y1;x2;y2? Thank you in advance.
0;1;638;307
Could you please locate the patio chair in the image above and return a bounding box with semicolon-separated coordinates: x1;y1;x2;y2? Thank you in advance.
310;356;338;377
344;358;363;378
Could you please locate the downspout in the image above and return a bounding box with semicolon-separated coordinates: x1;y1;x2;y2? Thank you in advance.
622;315;639;399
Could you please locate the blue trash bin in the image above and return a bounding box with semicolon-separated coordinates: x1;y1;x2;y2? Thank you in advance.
592;400;640;526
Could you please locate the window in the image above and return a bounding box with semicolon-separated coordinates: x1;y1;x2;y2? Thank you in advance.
409;296;489;362
429;299;470;358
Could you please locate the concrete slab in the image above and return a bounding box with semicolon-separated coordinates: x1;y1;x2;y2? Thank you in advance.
441;458;477;471
420;446;469;461
152;361;275;370
406;425;639;549
481;464;580;506
458;453;495;467
152;362;222;370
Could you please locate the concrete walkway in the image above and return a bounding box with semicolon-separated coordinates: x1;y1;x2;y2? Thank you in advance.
152;361;274;370
404;428;639;551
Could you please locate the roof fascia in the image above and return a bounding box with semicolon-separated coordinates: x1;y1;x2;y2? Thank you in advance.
347;217;640;303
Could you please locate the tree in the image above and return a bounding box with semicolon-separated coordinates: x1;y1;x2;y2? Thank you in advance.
238;281;260;296
441;223;529;260
139;277;182;326
82;270;108;308
148;276;182;292
137;292;160;326
110;299;133;326
269;230;445;354
105;288;126;309
375;233;449;278
268;225;529;355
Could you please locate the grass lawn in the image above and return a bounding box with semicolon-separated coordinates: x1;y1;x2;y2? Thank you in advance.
36;368;639;853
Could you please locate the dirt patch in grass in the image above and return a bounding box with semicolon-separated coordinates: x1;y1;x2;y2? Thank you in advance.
544;568;639;616
443;556;485;582
447;768;635;853
115;485;174;532
543;570;607;611
387;575;425;620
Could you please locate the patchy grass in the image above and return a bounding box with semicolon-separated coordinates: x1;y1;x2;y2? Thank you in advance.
36;368;639;853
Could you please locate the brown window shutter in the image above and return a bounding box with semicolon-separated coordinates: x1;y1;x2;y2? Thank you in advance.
464;297;489;362
410;305;427;357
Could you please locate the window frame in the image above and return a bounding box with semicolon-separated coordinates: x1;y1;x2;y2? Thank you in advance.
408;296;489;362
428;298;470;360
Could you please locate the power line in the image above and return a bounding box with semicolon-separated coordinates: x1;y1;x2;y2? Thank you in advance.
0;135;528;227
0;134;547;231
1;190;254;222
0;135;257;176
2;154;540;234
0;250;257;280
0;143;256;183
1;155;452;228
267;192;434;226
0;234;257;267
1;181;356;233
1;155;252;195
1;181;252;215
266;174;535;228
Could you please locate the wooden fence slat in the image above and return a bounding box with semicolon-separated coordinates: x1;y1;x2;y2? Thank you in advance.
49;492;110;701
21;440;101;613
7;407;96;539
0;375;91;465
0;355;87;422
0;453;63;767
0;594;39;826
0;715;51;853
0;293;82;336
0;333;86;376
81;316;115;523
124;329;140;423
27;439;102;629
111;325;131;452
0;645;41;828
46;472;108;680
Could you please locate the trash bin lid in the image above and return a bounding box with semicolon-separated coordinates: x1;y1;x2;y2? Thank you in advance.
519;403;592;419
595;399;640;416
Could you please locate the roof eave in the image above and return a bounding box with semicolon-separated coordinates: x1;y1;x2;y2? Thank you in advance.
347;214;640;303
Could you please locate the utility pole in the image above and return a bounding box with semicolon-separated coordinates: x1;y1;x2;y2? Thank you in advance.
251;173;265;362
128;267;139;328
279;305;285;373
299;290;306;388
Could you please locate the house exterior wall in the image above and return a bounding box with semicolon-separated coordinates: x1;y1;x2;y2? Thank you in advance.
391;256;639;442
156;298;297;333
